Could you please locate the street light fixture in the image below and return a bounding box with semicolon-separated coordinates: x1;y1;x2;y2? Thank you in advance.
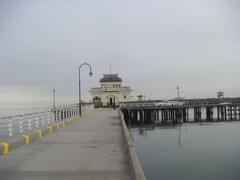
79;62;93;116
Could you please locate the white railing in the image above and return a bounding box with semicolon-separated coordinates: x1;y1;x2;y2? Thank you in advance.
0;111;55;138
0;103;94;138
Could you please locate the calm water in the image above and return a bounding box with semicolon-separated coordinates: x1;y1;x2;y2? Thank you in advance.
0;106;51;117
130;122;240;180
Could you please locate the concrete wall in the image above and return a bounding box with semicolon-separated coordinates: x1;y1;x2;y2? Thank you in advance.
119;110;146;180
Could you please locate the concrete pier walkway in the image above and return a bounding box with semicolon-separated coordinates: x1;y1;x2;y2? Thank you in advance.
0;109;132;180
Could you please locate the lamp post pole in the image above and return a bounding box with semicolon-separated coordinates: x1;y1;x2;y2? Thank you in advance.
176;85;180;99
53;86;56;121
79;62;93;116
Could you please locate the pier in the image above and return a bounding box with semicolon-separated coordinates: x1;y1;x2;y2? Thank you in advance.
0;108;146;180
120;103;240;125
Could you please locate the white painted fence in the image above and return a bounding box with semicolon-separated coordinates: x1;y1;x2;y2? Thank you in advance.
0;103;94;138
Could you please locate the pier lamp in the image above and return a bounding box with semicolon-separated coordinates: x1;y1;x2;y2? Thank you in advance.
79;62;93;116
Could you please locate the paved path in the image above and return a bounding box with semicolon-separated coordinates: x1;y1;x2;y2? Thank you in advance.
0;109;132;180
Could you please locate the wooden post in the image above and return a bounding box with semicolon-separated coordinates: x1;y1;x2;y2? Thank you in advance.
230;106;233;121
161;110;164;123
182;108;186;123
224;106;227;121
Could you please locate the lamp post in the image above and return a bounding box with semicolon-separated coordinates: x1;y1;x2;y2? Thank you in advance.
53;86;56;121
79;62;93;116
176;85;180;99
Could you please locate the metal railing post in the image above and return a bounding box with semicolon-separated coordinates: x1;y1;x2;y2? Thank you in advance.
28;116;32;131
41;114;45;127
19;119;23;133
47;112;51;124
35;114;39;128
8;119;13;137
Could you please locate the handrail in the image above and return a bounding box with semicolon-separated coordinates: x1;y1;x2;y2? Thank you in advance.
0;103;94;138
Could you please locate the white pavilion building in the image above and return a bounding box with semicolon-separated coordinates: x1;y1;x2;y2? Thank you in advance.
90;73;132;107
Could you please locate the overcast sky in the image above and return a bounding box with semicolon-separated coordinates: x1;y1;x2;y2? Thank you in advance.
0;0;240;107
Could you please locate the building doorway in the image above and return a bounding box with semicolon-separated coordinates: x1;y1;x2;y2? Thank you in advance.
109;97;113;106
107;96;116;107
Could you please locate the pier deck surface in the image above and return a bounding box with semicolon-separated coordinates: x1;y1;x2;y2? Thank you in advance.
0;109;132;180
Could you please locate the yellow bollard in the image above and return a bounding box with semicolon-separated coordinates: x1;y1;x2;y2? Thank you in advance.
36;130;43;138
22;135;30;144
58;122;62;128
56;123;60;128
65;120;69;125
0;142;9;155
48;126;53;133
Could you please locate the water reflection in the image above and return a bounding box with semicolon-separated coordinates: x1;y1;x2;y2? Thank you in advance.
130;122;240;180
178;124;181;148
132;124;184;148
